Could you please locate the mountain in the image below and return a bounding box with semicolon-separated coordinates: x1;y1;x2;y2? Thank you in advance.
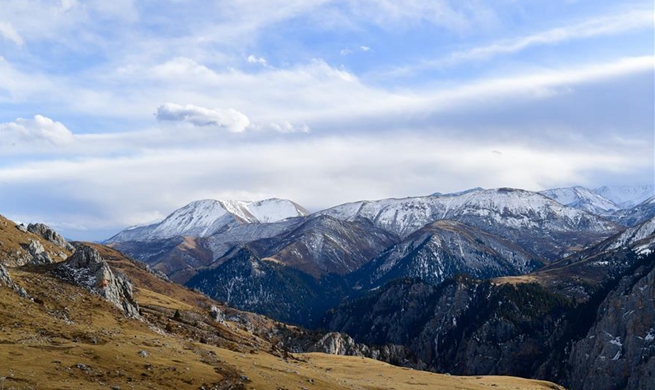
246;215;399;277
323;217;655;389
611;195;655;227
539;186;619;215
350;220;543;290
186;247;352;327
593;184;655;208
320;188;620;261
110;218;304;283
108;198;309;242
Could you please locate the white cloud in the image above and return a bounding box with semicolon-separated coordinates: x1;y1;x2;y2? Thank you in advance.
0;115;74;146
267;121;311;133
247;54;268;66
156;102;251;133
341;46;370;56
0;21;23;45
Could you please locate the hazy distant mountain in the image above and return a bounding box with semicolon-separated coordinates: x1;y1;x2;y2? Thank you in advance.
611;196;655;227
540;186;619;215
593;185;654;208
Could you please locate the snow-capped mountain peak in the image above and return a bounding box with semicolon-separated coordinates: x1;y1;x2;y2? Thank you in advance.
319;187;618;245
107;198;308;242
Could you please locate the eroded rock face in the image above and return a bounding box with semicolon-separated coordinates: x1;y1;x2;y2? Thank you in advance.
27;223;74;252
567;257;655;390
53;245;140;318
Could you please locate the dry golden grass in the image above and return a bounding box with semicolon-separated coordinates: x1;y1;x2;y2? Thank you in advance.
491;275;540;285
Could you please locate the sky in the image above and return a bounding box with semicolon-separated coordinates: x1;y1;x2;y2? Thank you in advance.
0;0;653;241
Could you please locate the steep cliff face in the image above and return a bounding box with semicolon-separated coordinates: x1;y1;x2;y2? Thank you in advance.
323;248;655;388
567;255;655;390
323;277;574;377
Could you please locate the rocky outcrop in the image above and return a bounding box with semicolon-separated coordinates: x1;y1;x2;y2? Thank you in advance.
567;254;655;390
27;223;75;251
310;332;370;356
301;331;415;367
52;245;140;318
25;239;54;265
0;264;30;298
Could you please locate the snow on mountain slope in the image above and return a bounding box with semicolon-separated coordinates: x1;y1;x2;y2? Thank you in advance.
319;188;620;260
607;215;655;252
540;186;619;215
247;198;309;223
611;196;655;227
320;188;617;238
107;198;308;242
593;185;655;208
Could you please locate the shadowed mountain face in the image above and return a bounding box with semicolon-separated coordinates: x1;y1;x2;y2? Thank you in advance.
322;217;655;390
350;220;543;290
246;215;399;277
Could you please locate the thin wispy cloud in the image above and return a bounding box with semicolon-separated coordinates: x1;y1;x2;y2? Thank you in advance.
384;7;654;77
0;22;23;45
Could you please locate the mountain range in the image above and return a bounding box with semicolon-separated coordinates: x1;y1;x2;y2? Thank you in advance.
103;186;654;331
4;184;653;389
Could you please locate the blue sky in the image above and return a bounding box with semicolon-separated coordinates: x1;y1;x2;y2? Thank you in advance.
0;0;653;240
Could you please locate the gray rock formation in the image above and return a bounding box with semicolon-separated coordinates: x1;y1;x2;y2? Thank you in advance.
567;254;655;390
27;223;75;251
305;331;415;367
0;264;30;298
210;305;225;323
310;332;370;357
25;239;54;265
53;245;140;318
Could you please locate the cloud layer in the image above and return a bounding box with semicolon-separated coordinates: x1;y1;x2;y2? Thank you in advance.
0;0;652;240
